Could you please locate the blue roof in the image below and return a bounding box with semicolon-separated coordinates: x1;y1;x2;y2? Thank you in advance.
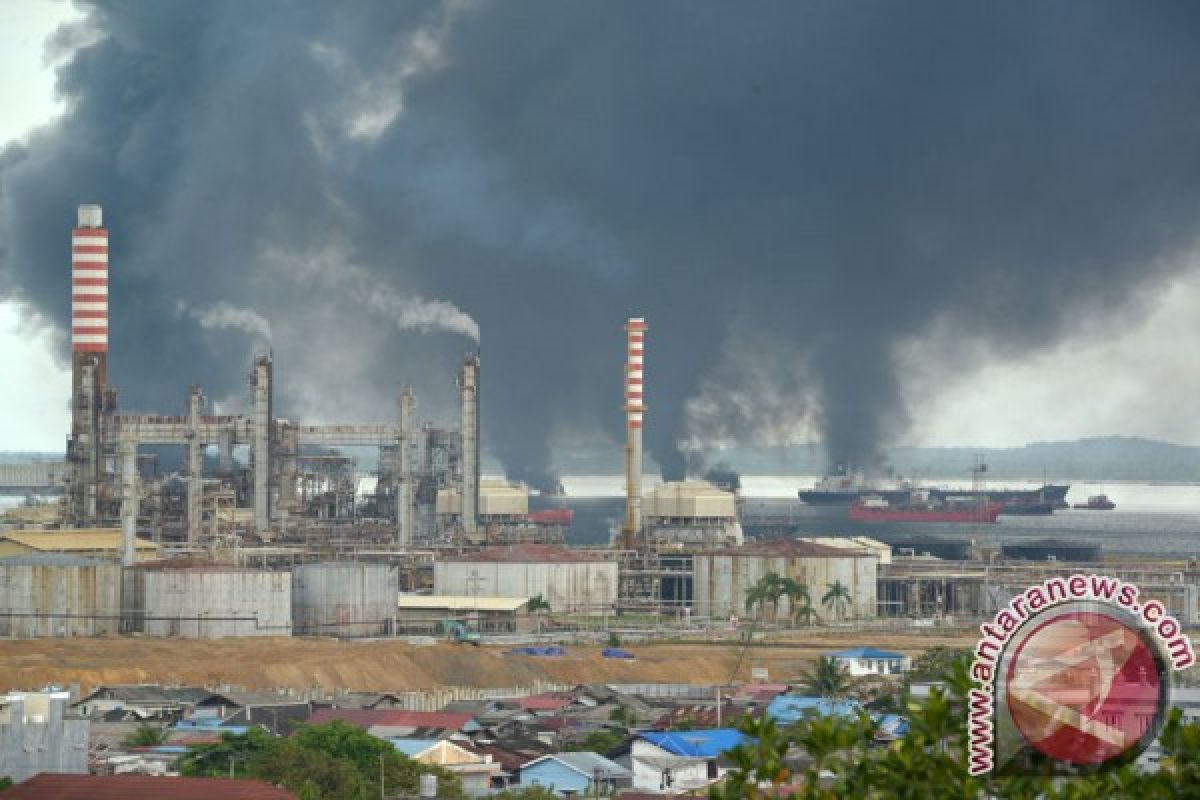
828;647;905;660
766;696;862;724
390;738;441;757
638;728;748;757
876;714;909;737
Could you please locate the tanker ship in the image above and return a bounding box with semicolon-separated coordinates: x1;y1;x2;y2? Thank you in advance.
798;465;1068;508
849;492;1002;524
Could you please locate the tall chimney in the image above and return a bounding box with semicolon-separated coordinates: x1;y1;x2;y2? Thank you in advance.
621;317;646;549
252;355;273;534
397;384;416;547
459;354;480;536
67;205;109;525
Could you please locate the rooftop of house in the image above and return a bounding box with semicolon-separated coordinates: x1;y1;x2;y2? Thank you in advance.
2;774;296;799
638;728;749;758
309;708;477;731
828;647;906;660
524;750;631;779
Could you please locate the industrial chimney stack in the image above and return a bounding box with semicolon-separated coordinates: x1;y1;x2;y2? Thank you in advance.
67;204;111;524
459;354;481;536
620;317;646;550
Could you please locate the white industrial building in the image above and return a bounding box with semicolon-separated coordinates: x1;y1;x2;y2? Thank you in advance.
437;479;530;521
691;539;879;620
434;544;618;613
641;480;743;547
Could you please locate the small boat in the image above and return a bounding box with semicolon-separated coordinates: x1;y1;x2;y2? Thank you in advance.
1073;494;1116;511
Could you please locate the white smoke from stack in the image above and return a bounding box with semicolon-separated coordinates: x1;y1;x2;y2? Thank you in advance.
260;243;479;341
183;301;273;342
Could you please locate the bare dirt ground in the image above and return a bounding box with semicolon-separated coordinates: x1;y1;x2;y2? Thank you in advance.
0;631;978;693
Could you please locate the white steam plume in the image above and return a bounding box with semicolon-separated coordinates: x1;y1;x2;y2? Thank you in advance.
179;301;273;342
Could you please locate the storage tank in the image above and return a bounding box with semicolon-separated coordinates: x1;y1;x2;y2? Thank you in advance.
0;555;121;637
127;565;292;638
292;562;398;637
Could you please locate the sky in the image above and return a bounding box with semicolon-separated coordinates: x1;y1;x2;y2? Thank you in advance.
3;1;1200;472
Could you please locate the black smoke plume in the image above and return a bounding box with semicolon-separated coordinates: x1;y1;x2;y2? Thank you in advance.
3;1;1200;486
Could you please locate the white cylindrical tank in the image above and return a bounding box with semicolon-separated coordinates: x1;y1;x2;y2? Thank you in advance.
129;566;292;638
292;562;398;637
0;555;121;637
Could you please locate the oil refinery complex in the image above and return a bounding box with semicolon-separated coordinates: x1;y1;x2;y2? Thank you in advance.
1;205;1199;640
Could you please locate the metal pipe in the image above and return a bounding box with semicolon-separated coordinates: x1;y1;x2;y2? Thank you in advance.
397;385;416;547
186;386;204;546
119;431;138;566
252;355;272;534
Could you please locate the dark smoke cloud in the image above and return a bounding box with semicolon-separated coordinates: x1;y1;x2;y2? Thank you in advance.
4;1;1200;485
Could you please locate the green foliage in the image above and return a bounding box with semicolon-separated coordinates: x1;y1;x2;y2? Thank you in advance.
567;727;626;755
181;721;465;799
122;722;167;748
711;649;1200;799
820;581;852;621
527;594;551;613
607;631;621;647
490;787;560;799
671;716;697;731
797;656;852;699
0;777;11;791
745;573;811;626
908;646;971;681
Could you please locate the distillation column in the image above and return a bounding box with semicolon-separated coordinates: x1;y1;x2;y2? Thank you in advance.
459;355;480;536
186;386;204;547
252;355;273;534
621;317;647;550
119;431;139;566
397;385;416;548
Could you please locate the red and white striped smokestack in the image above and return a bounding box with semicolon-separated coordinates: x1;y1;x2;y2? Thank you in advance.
622;317;647;547
72;205;108;354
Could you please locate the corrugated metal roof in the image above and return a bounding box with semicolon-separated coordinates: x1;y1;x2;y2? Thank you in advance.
829;647;906;660
524;751;630;778
2;774;297;799
442;543;613;563
308;708;477;731
639;728;748;757
0;530;157;552
0;553;111;567
397;595;530;612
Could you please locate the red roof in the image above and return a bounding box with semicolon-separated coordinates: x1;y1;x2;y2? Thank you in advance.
444;543;611;563
5;774;296;799
307;708;475;730
517;692;574;712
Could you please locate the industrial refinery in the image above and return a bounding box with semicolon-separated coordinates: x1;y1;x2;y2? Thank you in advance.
3;205;1200;642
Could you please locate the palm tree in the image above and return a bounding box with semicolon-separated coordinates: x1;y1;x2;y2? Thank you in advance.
777;578;810;627
792;602;818;627
744;581;771;622
527;594;551;634
821;580;853;622
799;656;852;698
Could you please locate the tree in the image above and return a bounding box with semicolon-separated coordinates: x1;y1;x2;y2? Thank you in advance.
745;573;788;624
712;648;1200;800
123;722;167;748
182;721;465;799
821;580;853;621
527;594;551;613
798;656;851;699
778;578;811;627
567;728;626;755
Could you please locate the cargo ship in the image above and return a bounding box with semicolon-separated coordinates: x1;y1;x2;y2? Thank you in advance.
849;493;1002;523
798;466;1069;508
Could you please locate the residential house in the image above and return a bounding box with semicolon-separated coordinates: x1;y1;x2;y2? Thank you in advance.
520;751;631;795
828;647;910;676
631;729;747;793
307;708;481;741
73;685;213;721
391;739;500;796
0;690;89;783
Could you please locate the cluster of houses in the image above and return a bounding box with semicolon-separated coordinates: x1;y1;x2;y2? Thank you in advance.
0;646;915;796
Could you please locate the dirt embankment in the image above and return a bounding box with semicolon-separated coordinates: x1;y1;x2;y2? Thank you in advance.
0;632;978;694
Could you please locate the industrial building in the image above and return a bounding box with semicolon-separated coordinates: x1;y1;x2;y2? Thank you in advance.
0;530;158;561
691;539;879;620
291;562;397;637
0;555;123;638
434;544;619;613
0;690;89;783
641;480;744;547
52;204;500;559
394;595;533;634
123;564;293;637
